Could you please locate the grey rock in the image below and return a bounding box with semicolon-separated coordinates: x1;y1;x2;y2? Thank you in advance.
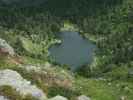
0;38;15;56
77;95;91;100
120;96;126;100
0;96;9;100
48;95;68;100
0;69;47;100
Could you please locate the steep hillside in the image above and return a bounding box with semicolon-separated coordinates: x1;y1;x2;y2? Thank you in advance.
0;0;133;100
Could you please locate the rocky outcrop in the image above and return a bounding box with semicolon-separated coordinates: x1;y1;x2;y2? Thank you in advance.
77;95;91;100
0;38;15;56
48;95;68;100
0;69;47;100
0;95;9;100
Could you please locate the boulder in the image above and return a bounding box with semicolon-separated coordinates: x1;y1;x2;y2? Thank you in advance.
49;95;68;100
120;96;127;100
77;95;91;100
0;69;47;100
0;38;15;56
0;95;9;100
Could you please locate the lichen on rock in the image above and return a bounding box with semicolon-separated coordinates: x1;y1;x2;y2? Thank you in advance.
77;95;91;100
48;95;68;100
0;69;47;100
0;38;15;56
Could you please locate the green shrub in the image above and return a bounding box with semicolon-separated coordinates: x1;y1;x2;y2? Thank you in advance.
47;86;81;100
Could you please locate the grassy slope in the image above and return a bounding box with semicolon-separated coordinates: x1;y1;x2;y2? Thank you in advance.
75;76;133;100
0;57;133;100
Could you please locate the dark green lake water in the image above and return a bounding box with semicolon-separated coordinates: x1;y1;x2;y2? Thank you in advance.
49;32;96;71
